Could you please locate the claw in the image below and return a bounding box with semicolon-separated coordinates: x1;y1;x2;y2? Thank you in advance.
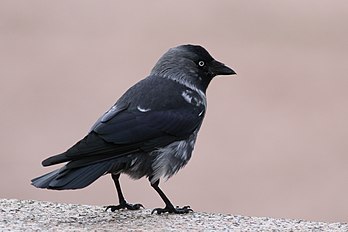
105;202;144;212
152;205;193;214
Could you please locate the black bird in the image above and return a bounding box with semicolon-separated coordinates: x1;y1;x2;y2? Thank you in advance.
31;44;236;214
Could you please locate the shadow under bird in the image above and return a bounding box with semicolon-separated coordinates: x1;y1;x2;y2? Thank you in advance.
32;44;236;214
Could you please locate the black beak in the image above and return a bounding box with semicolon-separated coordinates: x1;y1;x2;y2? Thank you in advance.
210;60;236;76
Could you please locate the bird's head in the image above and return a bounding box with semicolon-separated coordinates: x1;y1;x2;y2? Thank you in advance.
151;44;236;91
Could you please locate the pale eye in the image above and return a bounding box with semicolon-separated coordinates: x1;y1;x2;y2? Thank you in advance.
198;61;205;67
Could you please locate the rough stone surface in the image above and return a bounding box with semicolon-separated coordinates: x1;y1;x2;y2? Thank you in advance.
0;199;347;231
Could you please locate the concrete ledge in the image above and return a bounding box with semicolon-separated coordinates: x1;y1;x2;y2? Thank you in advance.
0;199;346;231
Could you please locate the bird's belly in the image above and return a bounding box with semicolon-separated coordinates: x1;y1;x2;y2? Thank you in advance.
120;137;195;183
121;153;154;180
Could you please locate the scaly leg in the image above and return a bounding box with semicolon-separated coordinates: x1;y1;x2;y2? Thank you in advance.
150;179;192;214
105;173;143;212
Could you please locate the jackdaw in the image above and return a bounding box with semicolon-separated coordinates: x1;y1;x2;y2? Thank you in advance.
31;44;236;214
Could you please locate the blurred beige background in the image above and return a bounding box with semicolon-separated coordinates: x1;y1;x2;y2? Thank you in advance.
1;0;347;223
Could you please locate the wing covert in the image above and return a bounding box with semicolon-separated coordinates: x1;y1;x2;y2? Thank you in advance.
93;105;204;145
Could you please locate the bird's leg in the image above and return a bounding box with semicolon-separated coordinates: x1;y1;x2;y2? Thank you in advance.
105;173;143;212
150;179;193;214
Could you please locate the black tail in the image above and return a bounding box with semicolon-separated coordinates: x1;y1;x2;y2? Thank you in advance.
31;161;113;190
41;152;69;167
32;132;140;190
41;132;141;168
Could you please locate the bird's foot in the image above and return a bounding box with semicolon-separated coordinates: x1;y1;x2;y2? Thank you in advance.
105;202;144;212
151;205;193;214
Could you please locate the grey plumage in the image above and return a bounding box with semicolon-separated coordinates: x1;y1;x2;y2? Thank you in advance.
32;44;236;214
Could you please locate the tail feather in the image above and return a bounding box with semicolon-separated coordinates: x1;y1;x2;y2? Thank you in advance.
31;161;112;190
42;153;69;167
31;169;61;189
40;132;141;168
